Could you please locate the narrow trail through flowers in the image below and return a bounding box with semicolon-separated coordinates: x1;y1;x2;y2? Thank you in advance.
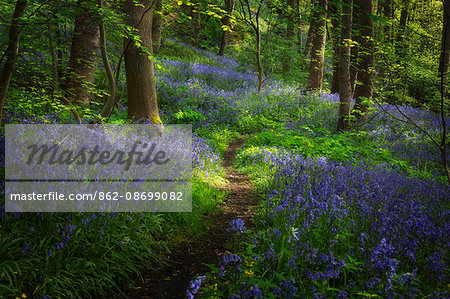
122;136;258;299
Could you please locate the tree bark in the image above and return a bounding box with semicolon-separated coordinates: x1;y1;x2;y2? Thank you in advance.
0;0;27;121
337;0;353;131
124;0;161;123
303;0;315;57
219;0;235;56
256;28;264;93
64;0;100;105
352;0;374;120
152;0;163;53
381;0;392;43
99;0;117;119
329;2;340;94
306;0;327;91
296;0;302;48
439;0;450;185
439;0;450;85
396;0;410;57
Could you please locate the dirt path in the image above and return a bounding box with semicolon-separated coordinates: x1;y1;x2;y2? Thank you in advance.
121;137;258;298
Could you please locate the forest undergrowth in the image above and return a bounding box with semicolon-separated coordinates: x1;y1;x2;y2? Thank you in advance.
0;39;449;298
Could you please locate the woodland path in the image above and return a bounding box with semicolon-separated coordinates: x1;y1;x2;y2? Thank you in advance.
121;136;258;298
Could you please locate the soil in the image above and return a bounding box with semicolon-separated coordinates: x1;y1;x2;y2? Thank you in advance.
120;136;258;299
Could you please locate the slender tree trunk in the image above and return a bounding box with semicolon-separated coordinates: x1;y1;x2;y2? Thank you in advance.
439;0;450;185
124;0;161;123
219;0;235;56
306;0;327;91
352;0;375;120
99;0;117;119
381;0;392;43
283;0;296;72
349;3;359;94
0;0;27;121
296;0;302;48
152;0;162;53
329;2;340;94
337;0;353;131
64;0;100;105
396;0;410;57
439;0;450;84
303;0;315;57
256;28;264;93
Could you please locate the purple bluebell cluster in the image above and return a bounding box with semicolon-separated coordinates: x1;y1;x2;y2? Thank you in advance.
186;275;207;299
227;218;246;234
361;103;450;177
240;147;448;296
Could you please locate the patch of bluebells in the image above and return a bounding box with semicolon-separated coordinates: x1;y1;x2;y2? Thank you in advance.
186;275;207;299
241;148;448;296
227;218;246;234
195;137;449;297
361;103;450;177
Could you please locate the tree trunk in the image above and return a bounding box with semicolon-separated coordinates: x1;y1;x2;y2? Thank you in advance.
296;0;302;48
303;0;315;57
381;0;392;43
99;0;117;119
349;3;359;94
152;0;163;53
64;0;100;105
439;0;450;84
282;0;296;72
0;0;27;121
439;0;450;185
124;0;161;123
219;0;235;56
256;28;264;93
306;0;327;91
352;0;374;120
396;0;410;57
329;2;340;94
337;0;353;131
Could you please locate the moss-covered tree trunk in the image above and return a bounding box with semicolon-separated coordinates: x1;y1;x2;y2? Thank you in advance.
124;0;161;123
306;0;327;91
0;0;27;121
337;0;353;131
219;0;234;56
64;0;100;105
352;0;374;120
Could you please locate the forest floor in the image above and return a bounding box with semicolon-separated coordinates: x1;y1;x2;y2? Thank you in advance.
121;137;259;298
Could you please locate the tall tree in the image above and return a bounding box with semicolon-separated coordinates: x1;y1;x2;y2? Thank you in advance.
352;0;375;120
219;0;235;56
124;0;161;123
337;0;353;131
440;0;450;89
296;0;302;48
236;0;266;93
329;1;341;94
306;0;327;91
0;0;27;121
439;0;450;184
303;0;315;58
63;0;100;105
